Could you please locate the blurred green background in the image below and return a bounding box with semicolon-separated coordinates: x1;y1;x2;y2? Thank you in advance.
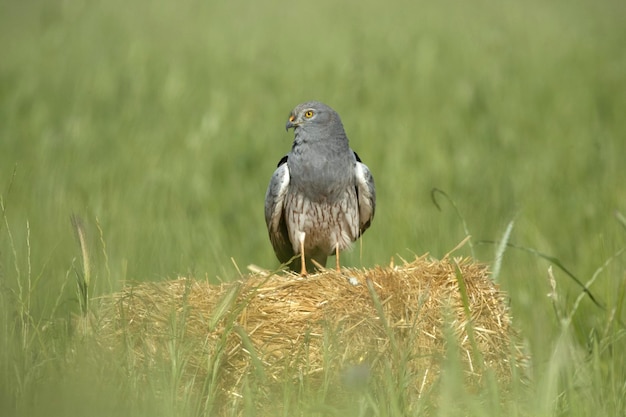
1;0;625;414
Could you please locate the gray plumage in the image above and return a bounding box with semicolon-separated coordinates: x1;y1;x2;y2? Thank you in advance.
264;101;376;274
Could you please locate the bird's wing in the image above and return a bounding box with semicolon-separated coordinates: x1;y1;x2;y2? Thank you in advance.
354;153;376;235
264;157;294;263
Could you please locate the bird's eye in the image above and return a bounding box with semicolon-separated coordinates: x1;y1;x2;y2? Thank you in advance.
304;110;314;118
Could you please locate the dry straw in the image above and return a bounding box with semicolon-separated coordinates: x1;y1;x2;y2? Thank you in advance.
94;253;522;407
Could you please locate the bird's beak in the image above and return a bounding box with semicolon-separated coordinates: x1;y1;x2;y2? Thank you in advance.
285;114;298;131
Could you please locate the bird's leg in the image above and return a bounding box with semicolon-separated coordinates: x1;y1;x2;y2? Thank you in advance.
300;234;307;276
335;243;341;272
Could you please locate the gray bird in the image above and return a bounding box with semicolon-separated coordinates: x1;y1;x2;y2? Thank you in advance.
264;101;376;275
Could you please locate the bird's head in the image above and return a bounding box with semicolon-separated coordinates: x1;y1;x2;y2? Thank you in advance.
285;101;343;134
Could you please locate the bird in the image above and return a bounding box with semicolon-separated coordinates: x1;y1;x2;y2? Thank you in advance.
264;101;376;275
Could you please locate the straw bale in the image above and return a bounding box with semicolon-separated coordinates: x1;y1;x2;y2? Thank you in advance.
94;254;521;407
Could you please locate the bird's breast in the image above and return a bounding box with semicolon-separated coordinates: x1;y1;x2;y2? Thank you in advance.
288;155;354;203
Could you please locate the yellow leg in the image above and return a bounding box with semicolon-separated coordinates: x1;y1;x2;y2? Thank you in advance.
335;244;341;272
300;237;307;276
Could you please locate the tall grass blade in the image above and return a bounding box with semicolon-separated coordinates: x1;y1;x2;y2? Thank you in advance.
208;282;241;332
70;214;90;315
566;247;625;326
96;216;113;293
491;219;515;284
453;260;484;373
616;211;626;232
477;240;605;310
234;325;266;381
431;188;474;258
365;278;397;352
0;165;17;236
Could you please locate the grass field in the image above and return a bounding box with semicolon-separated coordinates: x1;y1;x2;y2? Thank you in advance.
1;0;625;415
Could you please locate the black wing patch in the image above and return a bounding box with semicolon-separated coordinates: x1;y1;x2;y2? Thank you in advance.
277;155;288;168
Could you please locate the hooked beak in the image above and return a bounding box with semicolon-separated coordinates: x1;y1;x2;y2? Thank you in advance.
285;114;298;131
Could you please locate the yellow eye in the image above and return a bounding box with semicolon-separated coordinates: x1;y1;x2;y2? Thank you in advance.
304;110;314;118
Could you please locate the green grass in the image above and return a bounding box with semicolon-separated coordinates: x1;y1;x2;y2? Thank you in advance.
1;0;625;415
